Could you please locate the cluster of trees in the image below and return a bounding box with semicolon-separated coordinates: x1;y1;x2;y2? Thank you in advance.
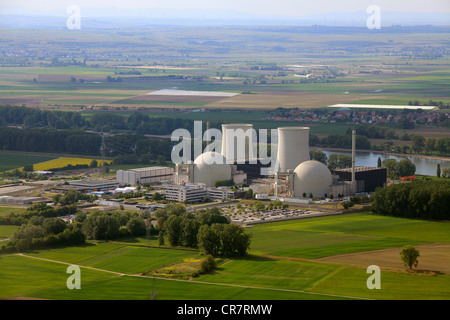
309;150;352;170
0;203;84;252
371;180;450;220
0;197;153;253
412;135;450;156
52;190;98;206
155;204;251;257
0;203;77;226
197;223;251;257
350;125;396;140
3;220;86;252
440;167;450;179
382;158;416;179
112;191;144;199
310;133;371;150
77;211;152;240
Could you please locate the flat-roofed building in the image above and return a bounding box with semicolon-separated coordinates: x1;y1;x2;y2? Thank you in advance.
163;183;229;203
117;167;174;185
68;179;119;192
331;166;387;193
0;195;48;205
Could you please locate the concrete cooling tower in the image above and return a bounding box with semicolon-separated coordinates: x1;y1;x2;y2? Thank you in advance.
221;124;254;163
276;127;310;173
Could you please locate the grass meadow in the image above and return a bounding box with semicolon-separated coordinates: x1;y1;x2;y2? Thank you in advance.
1;212;449;300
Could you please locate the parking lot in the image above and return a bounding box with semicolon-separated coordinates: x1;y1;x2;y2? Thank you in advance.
222;204;343;225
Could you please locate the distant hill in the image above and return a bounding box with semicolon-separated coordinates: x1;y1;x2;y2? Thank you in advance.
0;6;449;28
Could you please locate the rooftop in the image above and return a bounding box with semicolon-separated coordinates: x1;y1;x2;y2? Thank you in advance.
69;179;118;186
124;166;172;172
332;166;385;173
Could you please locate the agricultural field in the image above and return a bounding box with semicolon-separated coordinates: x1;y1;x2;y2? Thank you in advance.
1;212;449;300
30;157;112;171
0;27;449;110
0;152;58;172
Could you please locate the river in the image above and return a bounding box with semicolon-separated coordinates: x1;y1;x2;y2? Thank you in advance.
321;150;450;176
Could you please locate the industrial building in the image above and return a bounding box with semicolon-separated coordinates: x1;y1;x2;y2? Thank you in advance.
116;166;174;185
163;183;229;203
0;195;48;205
67;179;119;192
331;166;387;193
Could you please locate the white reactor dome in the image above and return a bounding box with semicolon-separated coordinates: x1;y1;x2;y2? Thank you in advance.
193;151;232;187
293;160;332;198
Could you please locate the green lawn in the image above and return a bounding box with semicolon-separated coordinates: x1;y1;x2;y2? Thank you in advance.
0;225;19;239
247;213;449;258
27;242;199;275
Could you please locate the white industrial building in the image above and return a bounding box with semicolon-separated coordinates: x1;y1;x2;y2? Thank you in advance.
163;183;229;203
116;166;174;185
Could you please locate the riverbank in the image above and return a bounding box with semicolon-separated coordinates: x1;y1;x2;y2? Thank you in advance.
310;147;450;162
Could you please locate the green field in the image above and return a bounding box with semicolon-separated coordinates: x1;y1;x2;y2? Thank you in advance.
0;152;58;172
247;213;450;258
0;225;19;239
1;212;450;300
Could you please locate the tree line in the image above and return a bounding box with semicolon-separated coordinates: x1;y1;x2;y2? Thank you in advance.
309;151;353;170
0;127;173;164
411;135;450;156
0;127;101;155
309;133;371;150
371;180;450;220
0;105;222;136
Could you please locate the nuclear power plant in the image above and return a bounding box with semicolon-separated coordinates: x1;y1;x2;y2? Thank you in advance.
172;124;386;202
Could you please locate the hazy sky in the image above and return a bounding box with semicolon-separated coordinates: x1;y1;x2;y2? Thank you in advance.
2;0;450;16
